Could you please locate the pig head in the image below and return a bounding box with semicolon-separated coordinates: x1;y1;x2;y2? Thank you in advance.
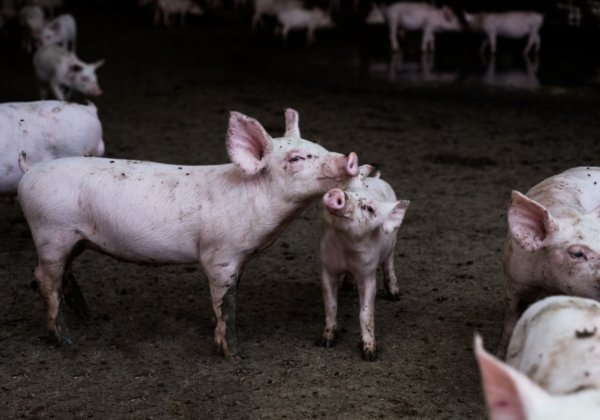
498;167;600;358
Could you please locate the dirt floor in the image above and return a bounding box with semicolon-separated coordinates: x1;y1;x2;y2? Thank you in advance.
1;2;600;419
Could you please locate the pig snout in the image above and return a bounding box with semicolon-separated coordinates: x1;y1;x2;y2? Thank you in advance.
346;152;358;176
323;188;346;211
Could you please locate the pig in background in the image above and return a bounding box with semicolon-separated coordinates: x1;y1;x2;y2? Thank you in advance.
366;2;461;52
33;44;104;101
154;0;204;27
19;5;45;52
476;296;600;419
252;0;302;29
463;11;544;56
17;108;359;357
39;13;76;51
276;6;334;45
319;165;409;360
24;0;63;18
0;100;104;195
498;167;600;359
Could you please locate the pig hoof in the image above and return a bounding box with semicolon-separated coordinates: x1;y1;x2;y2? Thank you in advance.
317;333;337;348
56;334;77;347
387;291;401;302
361;348;377;362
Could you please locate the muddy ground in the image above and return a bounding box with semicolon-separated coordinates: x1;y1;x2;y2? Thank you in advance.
1;3;600;419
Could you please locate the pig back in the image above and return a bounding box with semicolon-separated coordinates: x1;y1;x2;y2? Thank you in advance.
506;295;600;394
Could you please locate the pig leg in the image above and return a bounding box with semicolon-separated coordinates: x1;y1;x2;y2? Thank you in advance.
49;80;65;101
356;275;377;361
61;245;88;319
319;268;339;348
523;31;540;56
387;18;400;51
205;260;244;357
382;253;400;301
421;28;434;52
306;25;316;45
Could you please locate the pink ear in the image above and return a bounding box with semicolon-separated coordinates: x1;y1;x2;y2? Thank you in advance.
474;335;549;420
508;191;559;252
284;108;300;138
227;111;272;175
382;200;409;234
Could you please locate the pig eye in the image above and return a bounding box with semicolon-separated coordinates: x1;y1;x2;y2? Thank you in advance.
288;155;304;163
568;250;587;260
361;204;375;215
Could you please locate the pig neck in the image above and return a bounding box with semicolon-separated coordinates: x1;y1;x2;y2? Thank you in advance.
329;225;383;254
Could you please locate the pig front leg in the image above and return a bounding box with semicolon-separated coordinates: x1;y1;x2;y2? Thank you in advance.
356;275;377;361
421;28;435;52
523;31;540;56
387;18;400;51
62;264;89;319
306;25;316;45
319;268;340;348
49;80;66;101
204;260;244;357
382;253;400;301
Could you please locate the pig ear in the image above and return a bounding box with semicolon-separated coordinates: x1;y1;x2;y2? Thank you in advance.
382;200;410;234
358;164;374;180
508;191;559;252
284;108;301;138
227;111;273;176
474;334;550;420
93;59;106;69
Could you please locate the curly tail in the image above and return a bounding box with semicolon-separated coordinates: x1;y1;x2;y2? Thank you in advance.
18;151;29;173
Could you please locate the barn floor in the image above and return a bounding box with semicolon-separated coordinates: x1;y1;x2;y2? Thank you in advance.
1;3;600;418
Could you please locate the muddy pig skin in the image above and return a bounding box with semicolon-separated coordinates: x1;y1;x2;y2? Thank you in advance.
40;13;76;51
464;11;543;56
476;296;600;420
319;165;409;361
276;7;334;44
371;2;461;52
17;109;359;357
0;100;103;195
33;44;104;101
497;167;600;358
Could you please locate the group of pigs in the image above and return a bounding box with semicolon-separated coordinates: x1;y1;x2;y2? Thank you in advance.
4;98;600;417
1;0;105;101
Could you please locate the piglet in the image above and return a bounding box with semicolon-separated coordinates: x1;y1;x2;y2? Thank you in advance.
476;296;600;419
17;109;358;357
498;167;600;359
39;13;76;51
319;166;409;360
276;6;334;45
369;2;461;52
154;0;203;26
0;100;103;195
464;11;544;56
33;44;104;101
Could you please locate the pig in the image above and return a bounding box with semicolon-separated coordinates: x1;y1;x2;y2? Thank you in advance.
463;11;544;56
252;0;302;29
33;44;104;101
25;0;62;17
476;296;600;419
498;167;600;359
19;5;45;53
39;13;76;51
368;2;461;52
0;100;104;195
319;165;409;360
17;109;359;356
276;7;334;45
154;0;203;26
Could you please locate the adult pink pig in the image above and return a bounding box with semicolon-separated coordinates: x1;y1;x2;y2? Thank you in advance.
17;109;358;357
0;100;104;195
498;167;600;358
319;165;409;360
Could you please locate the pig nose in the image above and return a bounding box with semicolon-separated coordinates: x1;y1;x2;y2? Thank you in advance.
346;152;358;176
323;188;345;210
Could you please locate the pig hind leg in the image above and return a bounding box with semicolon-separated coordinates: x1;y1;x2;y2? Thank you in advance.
382;253;400;301
33;232;83;346
62;244;89;319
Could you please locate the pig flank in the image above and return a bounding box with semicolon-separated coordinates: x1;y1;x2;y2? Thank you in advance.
498;167;600;358
476;296;600;420
319;168;409;360
18;109;358;356
0;100;104;195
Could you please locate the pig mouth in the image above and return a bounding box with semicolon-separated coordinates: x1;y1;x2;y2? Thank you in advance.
326;208;351;219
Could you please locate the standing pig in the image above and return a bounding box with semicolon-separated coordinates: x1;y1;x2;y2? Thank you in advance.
154;0;203;26
463;11;543;56
39;13;77;51
498;167;600;358
19;5;45;53
252;0;302;28
0;100;104;195
33;44;104;101
17;109;359;356
370;2;461;52
276;6;334;45
319;166;409;360
476;296;600;419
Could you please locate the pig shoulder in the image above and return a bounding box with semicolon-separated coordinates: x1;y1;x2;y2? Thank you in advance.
507;296;600;394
